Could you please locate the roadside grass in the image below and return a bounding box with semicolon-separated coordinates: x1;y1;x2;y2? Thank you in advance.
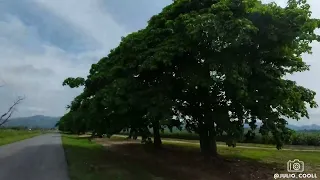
62;135;162;180
62;134;320;180
63;134;229;180
162;140;320;173
115;134;320;150
0;129;42;146
113;136;320;173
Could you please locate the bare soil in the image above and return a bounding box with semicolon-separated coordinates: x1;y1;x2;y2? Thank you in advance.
94;138;277;180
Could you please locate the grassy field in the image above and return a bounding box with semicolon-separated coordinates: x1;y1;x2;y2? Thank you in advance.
63;135;157;180
116;135;320;150
120;129;320;146
0;129;42;146
62;135;320;180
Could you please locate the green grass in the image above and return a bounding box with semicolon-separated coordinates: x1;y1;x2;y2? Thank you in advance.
115;134;320;150
62;135;161;180
0;129;42;146
121;129;320;146
117;136;320;174
162;139;320;173
62;135;320;180
218;147;320;172
109;135;320;173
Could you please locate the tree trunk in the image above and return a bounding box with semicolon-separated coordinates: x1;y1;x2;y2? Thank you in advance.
128;128;133;139
208;126;217;156
199;123;217;157
152;120;162;148
89;131;96;141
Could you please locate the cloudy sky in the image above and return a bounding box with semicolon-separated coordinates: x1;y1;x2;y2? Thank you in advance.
0;0;319;125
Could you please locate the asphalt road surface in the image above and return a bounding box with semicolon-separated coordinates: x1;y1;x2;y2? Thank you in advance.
0;133;70;180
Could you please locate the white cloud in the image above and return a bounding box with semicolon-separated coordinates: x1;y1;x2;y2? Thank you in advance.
33;0;128;50
0;0;127;117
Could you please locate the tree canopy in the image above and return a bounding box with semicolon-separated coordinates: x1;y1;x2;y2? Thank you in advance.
58;0;320;156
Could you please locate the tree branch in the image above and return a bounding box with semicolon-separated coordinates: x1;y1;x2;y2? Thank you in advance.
0;96;25;127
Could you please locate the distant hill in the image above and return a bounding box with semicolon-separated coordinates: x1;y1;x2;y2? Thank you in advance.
244;122;320;131
5;115;319;131
4;115;60;129
288;124;320;131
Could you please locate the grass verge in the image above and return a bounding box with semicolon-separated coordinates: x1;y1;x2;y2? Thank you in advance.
0;129;42;146
115;134;320;150
62;134;320;180
62;135;161;180
162;140;320;173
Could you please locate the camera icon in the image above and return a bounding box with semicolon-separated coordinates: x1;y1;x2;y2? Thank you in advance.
287;159;304;172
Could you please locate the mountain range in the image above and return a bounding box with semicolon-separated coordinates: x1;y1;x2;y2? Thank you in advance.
3;115;60;129
287;124;320;131
244;122;320;131
2;115;320;131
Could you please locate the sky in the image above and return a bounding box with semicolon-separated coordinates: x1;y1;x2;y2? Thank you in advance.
0;0;319;126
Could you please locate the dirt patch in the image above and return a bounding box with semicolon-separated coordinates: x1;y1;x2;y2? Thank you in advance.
94;138;277;180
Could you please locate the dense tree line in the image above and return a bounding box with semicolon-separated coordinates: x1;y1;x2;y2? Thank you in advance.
118;129;320;146
57;0;320;156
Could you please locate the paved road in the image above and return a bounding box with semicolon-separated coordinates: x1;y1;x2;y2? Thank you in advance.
0;133;70;180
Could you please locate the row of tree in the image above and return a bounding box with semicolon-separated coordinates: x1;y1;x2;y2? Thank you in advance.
57;0;320;156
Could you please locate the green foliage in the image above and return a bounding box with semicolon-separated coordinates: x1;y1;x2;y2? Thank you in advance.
291;132;320;146
58;0;320;155
63;77;86;88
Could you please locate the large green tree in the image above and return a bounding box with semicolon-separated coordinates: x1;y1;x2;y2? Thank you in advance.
59;0;320;156
60;30;178;146
135;0;320;155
